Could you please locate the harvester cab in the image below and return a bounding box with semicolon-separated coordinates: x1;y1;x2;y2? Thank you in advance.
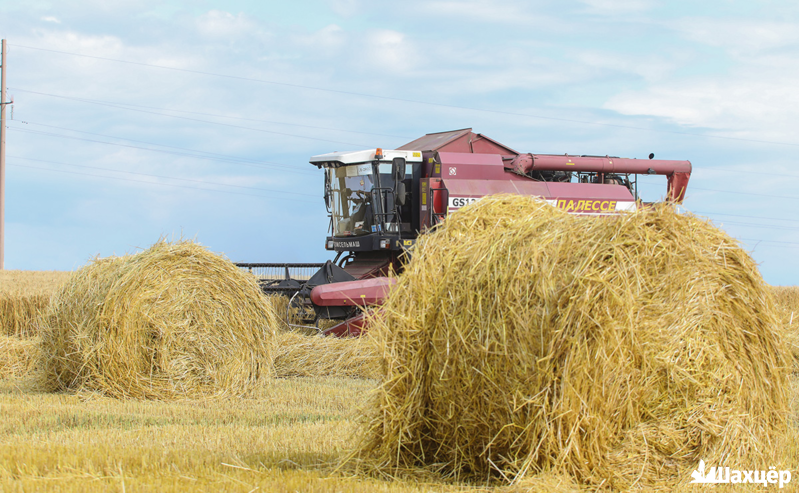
237;129;693;336
312;148;423;264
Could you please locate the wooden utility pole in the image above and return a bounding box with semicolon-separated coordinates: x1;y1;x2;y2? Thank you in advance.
0;39;6;270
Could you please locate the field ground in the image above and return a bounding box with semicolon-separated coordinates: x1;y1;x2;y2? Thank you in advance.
1;374;797;492
0;376;497;492
2;272;799;491
0;270;72;296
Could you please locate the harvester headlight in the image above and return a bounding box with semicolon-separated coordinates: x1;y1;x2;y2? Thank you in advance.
326;240;334;250
380;239;390;249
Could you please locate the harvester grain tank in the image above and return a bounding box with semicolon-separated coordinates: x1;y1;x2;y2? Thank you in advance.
238;129;692;336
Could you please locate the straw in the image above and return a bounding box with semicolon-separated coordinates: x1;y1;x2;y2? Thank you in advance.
39;240;280;399
351;195;790;489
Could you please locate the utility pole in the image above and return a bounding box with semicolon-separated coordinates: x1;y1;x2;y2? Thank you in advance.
0;39;6;270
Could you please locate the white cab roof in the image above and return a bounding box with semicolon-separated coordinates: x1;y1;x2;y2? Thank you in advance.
310;149;423;167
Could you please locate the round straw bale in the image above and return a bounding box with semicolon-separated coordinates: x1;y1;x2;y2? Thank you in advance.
39;240;279;399
273;331;379;379
354;195;790;489
0;335;40;379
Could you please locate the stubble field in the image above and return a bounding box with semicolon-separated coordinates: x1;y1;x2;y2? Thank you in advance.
2;269;799;492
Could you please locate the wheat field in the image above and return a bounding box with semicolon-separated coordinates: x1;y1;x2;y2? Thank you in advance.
2;270;799;491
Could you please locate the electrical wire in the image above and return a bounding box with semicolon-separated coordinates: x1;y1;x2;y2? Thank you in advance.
697;166;799;180
7;92;374;148
693;211;799;224
16;128;798;235
8;155;319;197
691;186;799;201
739;238;799;247
11;88;412;140
7;44;799;251
7;162;320;203
8;126;323;175
8;120;317;175
12;43;799;148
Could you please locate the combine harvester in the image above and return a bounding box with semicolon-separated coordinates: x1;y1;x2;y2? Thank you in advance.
237;129;692;336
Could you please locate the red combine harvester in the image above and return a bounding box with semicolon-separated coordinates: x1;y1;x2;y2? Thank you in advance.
237;129;692;336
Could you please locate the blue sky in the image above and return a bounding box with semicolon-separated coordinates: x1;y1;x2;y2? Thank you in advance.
1;0;798;284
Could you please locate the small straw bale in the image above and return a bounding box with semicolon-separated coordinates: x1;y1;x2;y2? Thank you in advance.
39;240;280;399
1;270;71;337
273;332;379;379
0;335;40;379
267;294;318;335
770;286;799;367
353;195;790;489
0;294;49;337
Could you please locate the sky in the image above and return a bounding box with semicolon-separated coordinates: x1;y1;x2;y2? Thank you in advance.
0;0;798;284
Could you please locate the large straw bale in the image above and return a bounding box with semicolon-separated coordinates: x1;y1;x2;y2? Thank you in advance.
353;195;790;489
39;240;280;399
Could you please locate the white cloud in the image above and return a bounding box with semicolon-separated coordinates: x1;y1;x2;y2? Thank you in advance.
602;18;799;142
578;0;655;14
417;0;556;26
604;74;799;142
327;0;361;18
295;24;346;54
41;16;61;24
363;29;416;73
195;10;256;38
671;18;799;55
30;29;124;57
572;50;679;82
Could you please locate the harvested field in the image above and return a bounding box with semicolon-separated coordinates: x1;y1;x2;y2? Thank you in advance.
0;270;72;296
353;195;791;489
39;240;280;399
2;227;799;490
1;266;799;490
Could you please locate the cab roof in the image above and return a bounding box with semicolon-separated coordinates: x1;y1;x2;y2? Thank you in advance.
310;149;423;168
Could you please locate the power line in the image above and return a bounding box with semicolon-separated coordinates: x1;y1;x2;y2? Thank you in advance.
691;186;799;201
693;211;799;224
8;87;374;149
12;43;799;149
11;88;412;141
698;167;799;180
9;120;316;174
8;155;318;197
739;237;799;247
713;220;799;232
8;161;797;247
639;180;799;203
8;162;320;203
8;126;325;174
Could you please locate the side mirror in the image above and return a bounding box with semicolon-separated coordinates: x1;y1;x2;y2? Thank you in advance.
392;157;406;205
395;182;406;206
392;157;406;183
324;172;331;209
